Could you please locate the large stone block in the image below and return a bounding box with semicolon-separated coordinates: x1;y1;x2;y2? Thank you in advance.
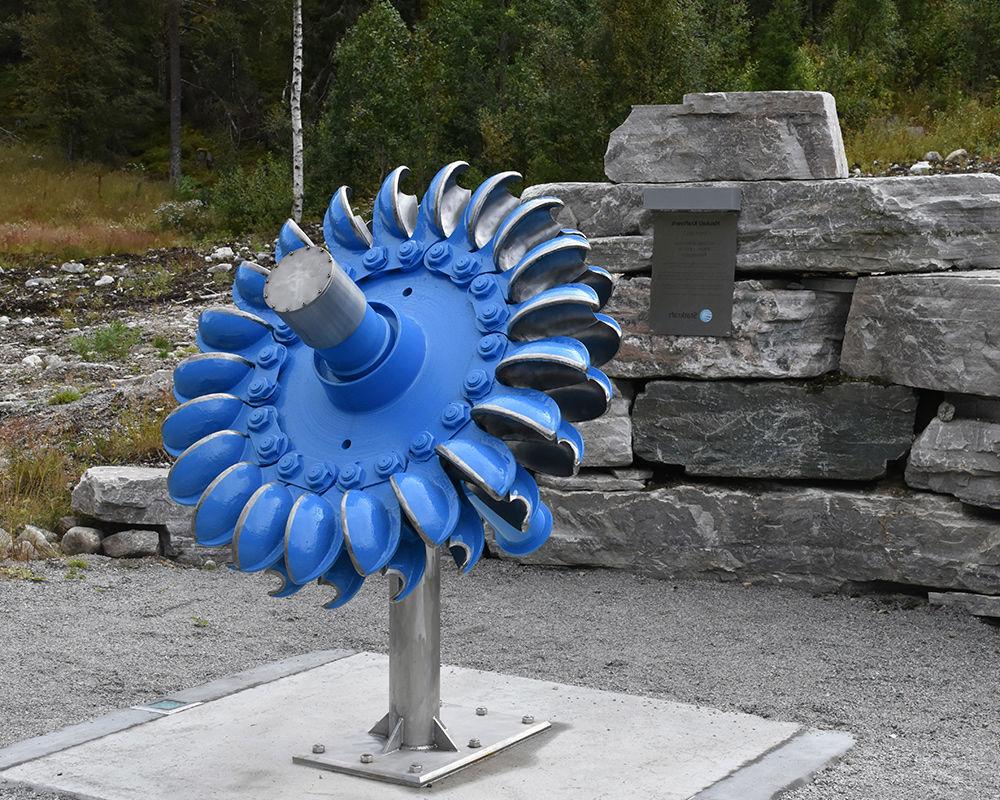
605;92;848;183
605;277;851;379
577;383;632;467
526;175;1000;274
905;417;1000;509
841;271;1000;395
72;466;192;528
509;484;1000;593
633;380;916;479
588;236;651;274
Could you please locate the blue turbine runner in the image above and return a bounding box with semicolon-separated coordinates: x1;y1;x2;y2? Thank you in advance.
162;162;622;608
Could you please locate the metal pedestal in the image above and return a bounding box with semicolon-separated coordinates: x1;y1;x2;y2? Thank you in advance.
293;546;550;787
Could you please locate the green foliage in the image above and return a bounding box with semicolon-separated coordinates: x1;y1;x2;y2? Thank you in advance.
3;0;1000;245
311;1;422;201
48;387;82;405
70;321;141;362
17;0;160;160
211;154;292;234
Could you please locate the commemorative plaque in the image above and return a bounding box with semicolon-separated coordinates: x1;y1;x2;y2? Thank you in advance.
643;186;741;337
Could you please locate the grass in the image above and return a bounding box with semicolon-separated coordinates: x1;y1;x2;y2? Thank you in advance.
64;557;88;580
0;565;45;581
0;393;174;535
70;321;141;362
152;335;173;358
0;145;187;260
48;387;83;405
845;95;1000;170
0;448;76;536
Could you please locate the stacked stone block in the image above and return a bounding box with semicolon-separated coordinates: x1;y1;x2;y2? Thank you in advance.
510;91;1000;612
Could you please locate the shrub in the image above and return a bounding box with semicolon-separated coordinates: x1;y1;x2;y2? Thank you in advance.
70;321;141;362
210;154;292;235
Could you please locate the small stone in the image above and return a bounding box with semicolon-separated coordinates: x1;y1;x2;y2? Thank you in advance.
21;355;43;369
44;354;64;368
909;161;932;175
0;528;12;559
0;316;9;326
209;246;236;261
21;317;33;326
937;401;956;422
95;275;115;287
924;151;941;163
60;261;85;274
207;263;232;274
945;148;968;164
101;529;160;558
17;525;59;558
25;277;56;288
60;526;104;555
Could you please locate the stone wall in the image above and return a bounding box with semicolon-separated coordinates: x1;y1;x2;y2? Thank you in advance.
510;91;1000;606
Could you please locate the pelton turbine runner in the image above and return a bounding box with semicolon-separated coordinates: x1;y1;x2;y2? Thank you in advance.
162;162;621;785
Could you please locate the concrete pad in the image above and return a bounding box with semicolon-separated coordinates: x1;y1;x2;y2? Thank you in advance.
1;652;852;799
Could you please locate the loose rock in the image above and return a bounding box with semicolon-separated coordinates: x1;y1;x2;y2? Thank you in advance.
72;466;193;528
60;526;104;556
95;275;115;287
60;261;85;274
17;525;59;558
0;528;12;559
101;529;160;558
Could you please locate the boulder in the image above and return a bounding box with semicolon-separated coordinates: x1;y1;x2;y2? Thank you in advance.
102;529;160;559
578;384;632;467
841;271;1000;395
72;466;192;528
525;174;1000;274
503;484;1000;593
905;418;1000;509
605;277;851;379
633;380;916;479
928;591;1000;619
60;526;104;556
605;92;848;183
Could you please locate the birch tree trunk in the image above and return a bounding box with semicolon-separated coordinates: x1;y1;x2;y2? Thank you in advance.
290;0;304;222
168;0;182;187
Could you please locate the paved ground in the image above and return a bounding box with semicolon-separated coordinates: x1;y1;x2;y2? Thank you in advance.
1;556;997;800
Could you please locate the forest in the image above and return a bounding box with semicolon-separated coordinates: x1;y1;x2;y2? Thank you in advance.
2;0;1000;236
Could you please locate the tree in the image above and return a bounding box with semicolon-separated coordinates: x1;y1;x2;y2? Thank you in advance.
291;0;304;220
311;0;421;199
168;0;182;186
753;0;805;90
18;0;160;160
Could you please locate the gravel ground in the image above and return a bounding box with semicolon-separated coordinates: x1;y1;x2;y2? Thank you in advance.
1;556;998;800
